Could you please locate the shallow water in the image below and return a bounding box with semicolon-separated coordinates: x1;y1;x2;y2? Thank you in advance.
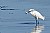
0;0;50;33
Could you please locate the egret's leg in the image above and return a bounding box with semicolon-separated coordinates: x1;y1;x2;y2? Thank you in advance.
38;20;39;25
35;17;38;26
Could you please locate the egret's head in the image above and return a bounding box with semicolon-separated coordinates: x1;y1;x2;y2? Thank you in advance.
25;9;35;14
28;9;34;13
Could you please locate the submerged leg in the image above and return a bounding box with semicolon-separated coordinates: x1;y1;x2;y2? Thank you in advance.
35;21;37;31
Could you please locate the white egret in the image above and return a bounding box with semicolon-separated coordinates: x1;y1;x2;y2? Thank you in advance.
25;9;45;26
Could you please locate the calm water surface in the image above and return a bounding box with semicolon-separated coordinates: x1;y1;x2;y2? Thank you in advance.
0;0;50;33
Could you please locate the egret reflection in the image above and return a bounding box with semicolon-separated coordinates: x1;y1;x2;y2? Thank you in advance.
31;25;44;33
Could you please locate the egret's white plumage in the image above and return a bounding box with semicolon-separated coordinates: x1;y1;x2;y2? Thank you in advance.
29;9;45;20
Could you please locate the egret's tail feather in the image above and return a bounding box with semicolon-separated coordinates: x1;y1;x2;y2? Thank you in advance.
42;16;45;20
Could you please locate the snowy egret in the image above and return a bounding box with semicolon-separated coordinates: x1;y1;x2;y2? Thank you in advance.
25;9;45;26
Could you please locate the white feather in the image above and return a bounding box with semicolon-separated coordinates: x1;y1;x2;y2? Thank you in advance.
29;9;45;20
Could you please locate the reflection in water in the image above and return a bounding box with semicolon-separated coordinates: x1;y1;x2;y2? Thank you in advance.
31;25;44;33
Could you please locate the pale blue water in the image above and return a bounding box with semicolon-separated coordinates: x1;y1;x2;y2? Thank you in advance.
0;0;50;33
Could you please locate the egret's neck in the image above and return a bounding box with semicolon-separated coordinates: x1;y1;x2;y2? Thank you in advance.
29;11;33;14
